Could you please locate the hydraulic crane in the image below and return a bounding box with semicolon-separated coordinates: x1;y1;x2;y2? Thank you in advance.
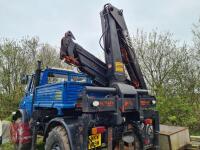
60;4;146;89
60;3;159;149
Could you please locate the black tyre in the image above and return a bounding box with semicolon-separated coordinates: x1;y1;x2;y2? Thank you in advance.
45;126;71;150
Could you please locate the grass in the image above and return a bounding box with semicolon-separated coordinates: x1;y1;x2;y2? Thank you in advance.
1;132;199;150
0;143;13;150
0;136;44;150
191;131;200;136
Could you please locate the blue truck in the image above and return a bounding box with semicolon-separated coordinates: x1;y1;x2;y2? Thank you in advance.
10;3;159;150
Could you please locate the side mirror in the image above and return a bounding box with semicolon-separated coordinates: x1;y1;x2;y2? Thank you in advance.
20;74;29;84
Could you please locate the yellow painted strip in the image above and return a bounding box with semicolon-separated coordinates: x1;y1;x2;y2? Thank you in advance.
115;61;124;72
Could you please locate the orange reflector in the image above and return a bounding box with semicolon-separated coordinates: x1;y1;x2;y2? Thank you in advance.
91;126;106;135
92;128;97;135
144;119;153;125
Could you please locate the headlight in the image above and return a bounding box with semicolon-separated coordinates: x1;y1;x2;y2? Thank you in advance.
152;100;156;105
92;101;100;107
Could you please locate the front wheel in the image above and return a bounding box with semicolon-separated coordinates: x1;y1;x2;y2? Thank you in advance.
45;126;71;150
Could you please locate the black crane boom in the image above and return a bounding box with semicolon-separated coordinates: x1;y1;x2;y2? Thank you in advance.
60;4;147;89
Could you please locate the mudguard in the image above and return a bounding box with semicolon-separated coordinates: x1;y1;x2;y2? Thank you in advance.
10;109;32;150
12;109;30;123
44;117;89;150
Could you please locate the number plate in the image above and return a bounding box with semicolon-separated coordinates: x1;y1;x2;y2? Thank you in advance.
88;134;101;149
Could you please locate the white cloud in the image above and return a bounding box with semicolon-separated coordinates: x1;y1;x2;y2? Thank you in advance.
0;0;200;54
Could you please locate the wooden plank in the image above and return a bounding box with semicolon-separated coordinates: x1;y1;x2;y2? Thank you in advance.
190;136;200;142
185;141;200;150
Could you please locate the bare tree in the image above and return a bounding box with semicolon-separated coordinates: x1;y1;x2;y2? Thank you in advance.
132;30;188;95
37;43;61;68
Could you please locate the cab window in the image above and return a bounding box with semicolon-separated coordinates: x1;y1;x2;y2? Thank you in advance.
70;76;87;82
48;73;68;84
25;75;34;94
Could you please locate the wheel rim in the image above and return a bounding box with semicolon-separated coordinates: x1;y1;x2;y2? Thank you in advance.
52;143;61;150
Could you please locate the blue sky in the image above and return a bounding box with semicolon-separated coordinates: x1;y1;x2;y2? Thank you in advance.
0;0;200;56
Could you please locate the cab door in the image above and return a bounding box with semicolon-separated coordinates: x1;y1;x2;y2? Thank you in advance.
19;75;35;118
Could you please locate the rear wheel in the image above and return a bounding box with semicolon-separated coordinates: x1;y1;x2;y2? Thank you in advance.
45;126;70;150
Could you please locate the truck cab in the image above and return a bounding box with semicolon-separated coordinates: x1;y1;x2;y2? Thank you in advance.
19;68;92;118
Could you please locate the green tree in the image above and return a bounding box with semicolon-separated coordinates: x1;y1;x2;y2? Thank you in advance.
37;43;61;68
132;29;199;132
0;37;60;119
